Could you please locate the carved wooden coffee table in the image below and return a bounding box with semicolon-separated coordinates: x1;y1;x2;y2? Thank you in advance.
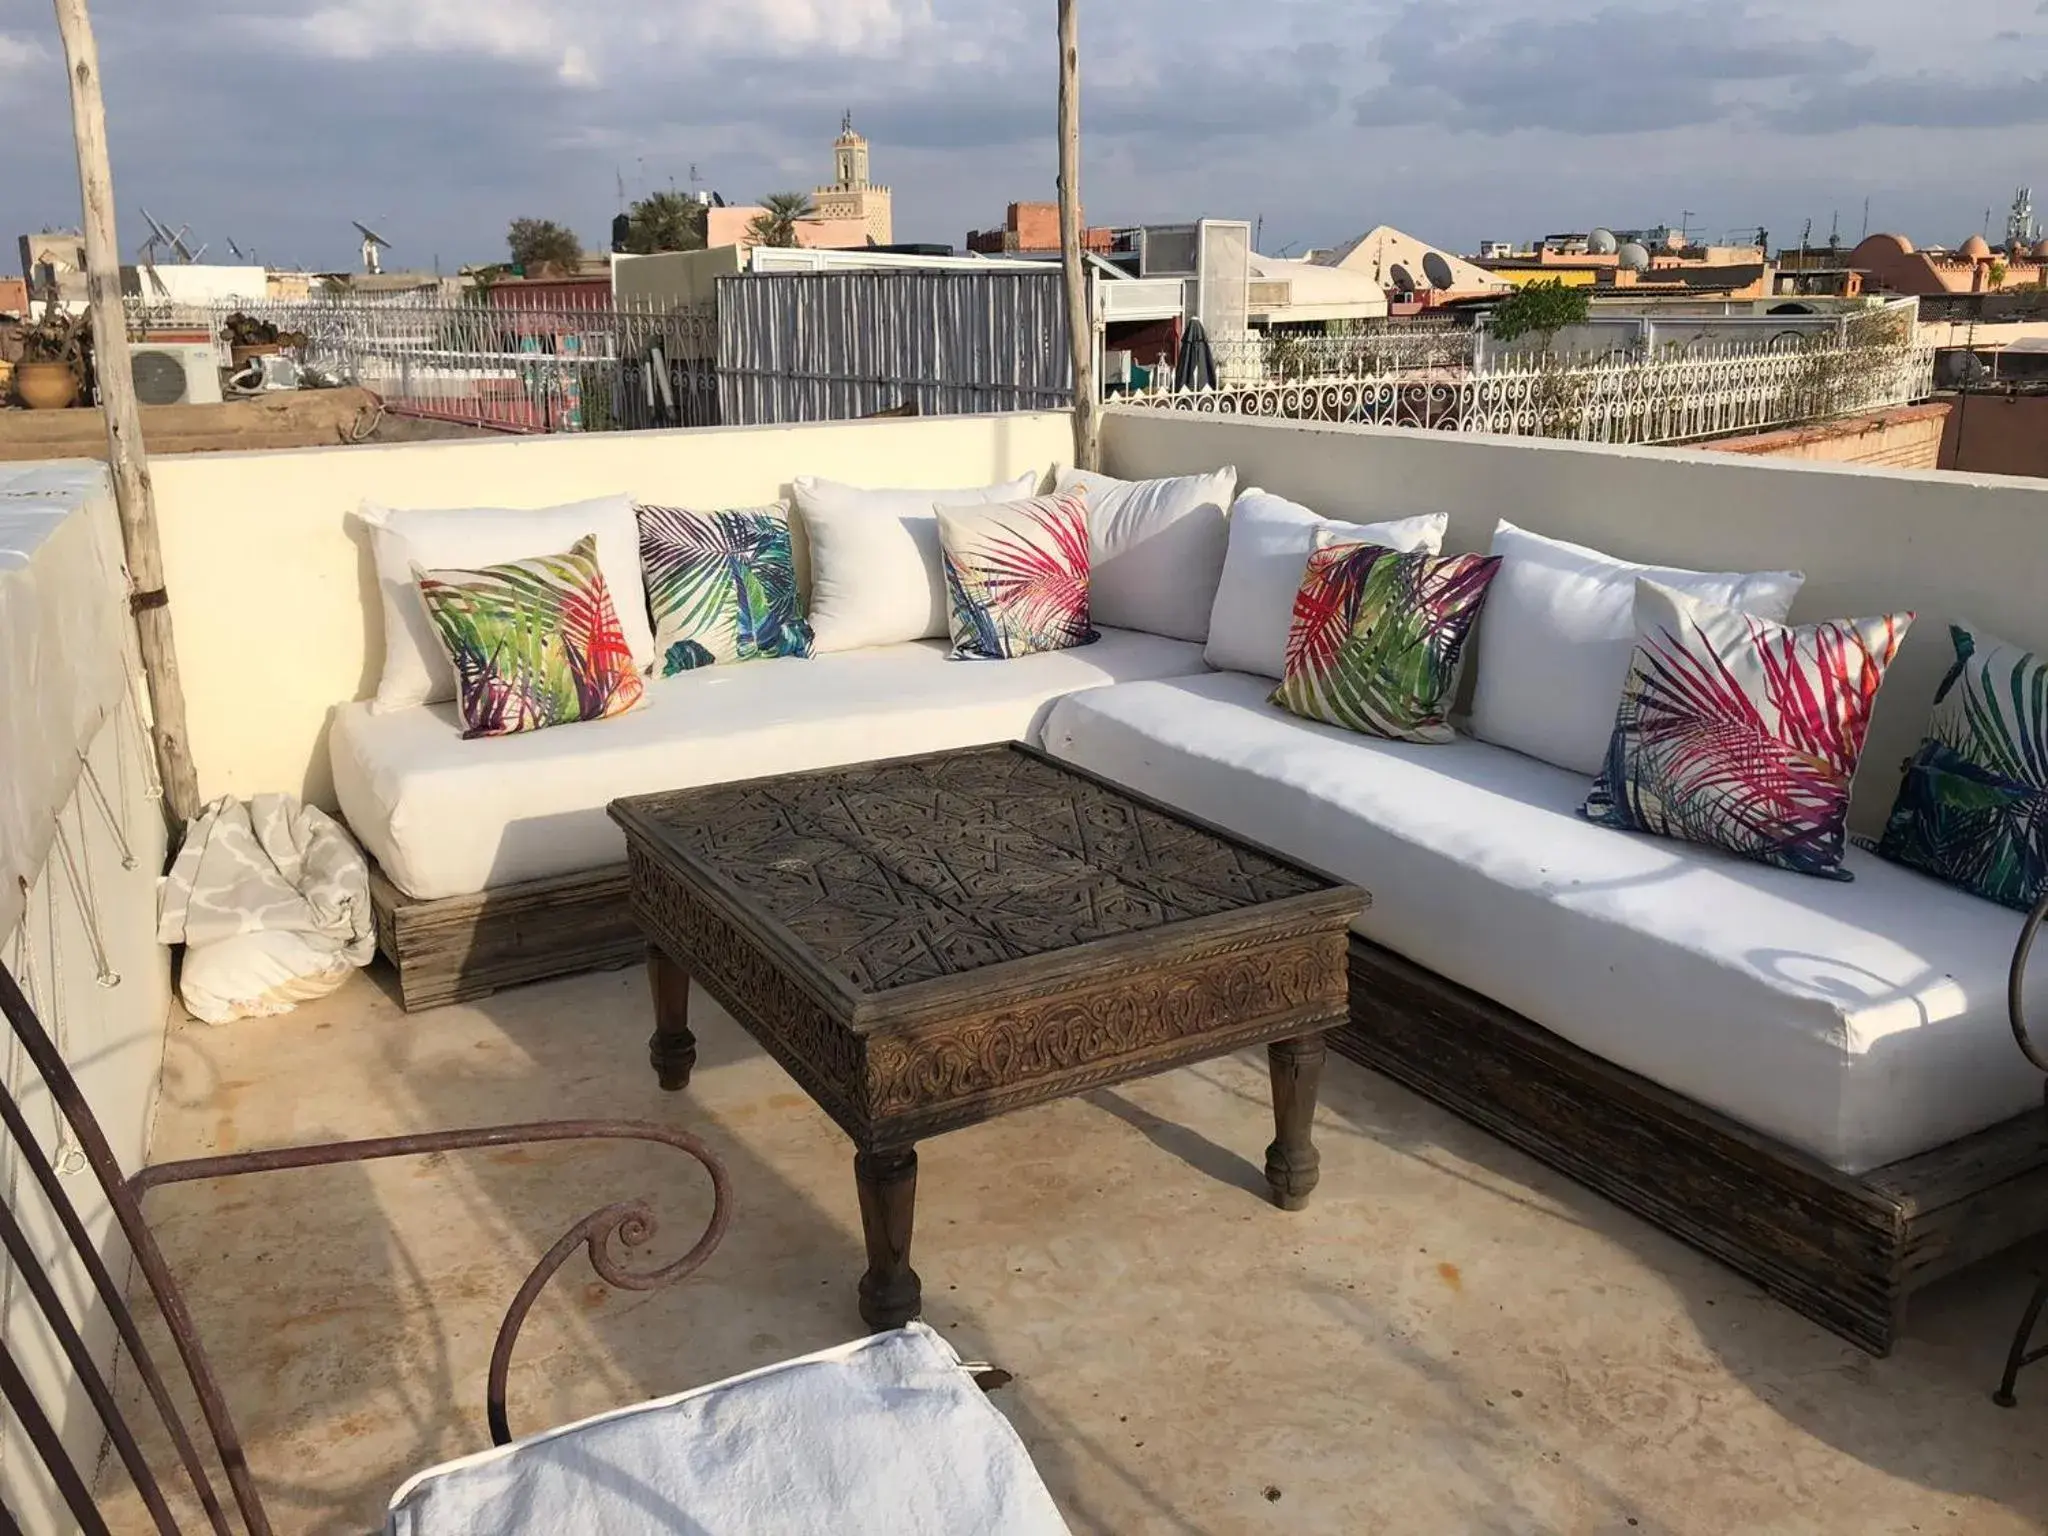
609;744;1365;1330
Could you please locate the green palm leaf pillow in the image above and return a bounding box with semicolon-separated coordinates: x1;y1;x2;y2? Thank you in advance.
1877;622;2048;909
638;503;813;675
937;491;1100;660
1269;537;1502;743
1584;578;1912;880
415;535;646;739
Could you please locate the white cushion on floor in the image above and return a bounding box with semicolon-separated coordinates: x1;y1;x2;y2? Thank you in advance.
386;1324;1070;1536
332;629;1208;901
1041;670;2046;1174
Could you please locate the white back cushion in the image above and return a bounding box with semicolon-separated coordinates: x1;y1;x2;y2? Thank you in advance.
1468;520;1805;775
1203;489;1447;678
1054;466;1235;641
361;494;653;714
794;474;1038;653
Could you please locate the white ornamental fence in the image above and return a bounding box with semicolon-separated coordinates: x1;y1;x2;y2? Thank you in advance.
1128;340;1938;446
121;292;721;433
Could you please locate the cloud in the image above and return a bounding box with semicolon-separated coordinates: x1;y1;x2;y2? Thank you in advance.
1353;4;1863;133
0;32;45;75
0;0;2041;273
1773;72;2048;131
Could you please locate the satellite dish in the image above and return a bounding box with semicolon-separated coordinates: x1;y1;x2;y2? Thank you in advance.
1588;227;1618;255
1421;251;1455;289
353;220;392;276
1617;242;1651;271
1389;262;1416;292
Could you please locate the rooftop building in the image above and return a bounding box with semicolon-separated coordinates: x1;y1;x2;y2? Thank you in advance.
1851;231;2048;296
966;203;1115;257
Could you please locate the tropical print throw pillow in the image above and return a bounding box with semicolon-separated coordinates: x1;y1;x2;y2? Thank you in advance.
1268;538;1502;743
1583;578;1911;880
638;503;813;675
1877;622;2048;910
937;491;1099;660
415;535;646;739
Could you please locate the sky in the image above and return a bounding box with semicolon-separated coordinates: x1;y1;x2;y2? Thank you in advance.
2;0;2045;273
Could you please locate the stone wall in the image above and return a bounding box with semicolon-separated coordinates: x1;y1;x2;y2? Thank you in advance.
1698;402;1952;470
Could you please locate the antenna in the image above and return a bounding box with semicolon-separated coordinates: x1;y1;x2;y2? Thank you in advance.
1680;209;1695;246
616;166;626;213
1860;196;1869;242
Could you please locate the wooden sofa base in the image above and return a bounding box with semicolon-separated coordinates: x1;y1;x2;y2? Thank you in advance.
369;863;641;1013
1338;935;2048;1357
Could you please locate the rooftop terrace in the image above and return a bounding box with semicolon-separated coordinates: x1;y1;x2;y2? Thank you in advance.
5;406;2048;1533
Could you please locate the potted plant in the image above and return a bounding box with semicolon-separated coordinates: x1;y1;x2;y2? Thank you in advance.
14;303;87;409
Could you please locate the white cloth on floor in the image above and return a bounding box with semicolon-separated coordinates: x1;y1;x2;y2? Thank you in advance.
385;1324;1071;1536
157;794;375;1023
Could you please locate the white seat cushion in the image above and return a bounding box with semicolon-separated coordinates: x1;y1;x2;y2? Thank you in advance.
1203;491;1448;679
333;629;1208;901
1053;465;1235;641
793;473;1039;652
1042;670;2047;1173
386;1325;1070;1536
1467;521;1804;776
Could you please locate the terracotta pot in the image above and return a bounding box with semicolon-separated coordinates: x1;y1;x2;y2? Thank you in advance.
15;360;81;410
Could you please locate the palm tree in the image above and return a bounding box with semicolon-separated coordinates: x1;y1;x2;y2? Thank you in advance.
748;192;817;249
624;191;706;255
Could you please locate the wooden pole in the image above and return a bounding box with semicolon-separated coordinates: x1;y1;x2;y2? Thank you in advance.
1056;0;1101;471
51;0;202;835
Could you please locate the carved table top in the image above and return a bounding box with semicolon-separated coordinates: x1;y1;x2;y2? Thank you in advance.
611;744;1359;998
611;744;1368;1142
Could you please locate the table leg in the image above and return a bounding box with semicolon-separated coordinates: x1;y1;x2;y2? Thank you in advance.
1265;1033;1326;1211
855;1146;922;1330
646;945;697;1092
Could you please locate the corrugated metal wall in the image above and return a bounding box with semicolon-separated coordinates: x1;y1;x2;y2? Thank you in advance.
715;269;1074;425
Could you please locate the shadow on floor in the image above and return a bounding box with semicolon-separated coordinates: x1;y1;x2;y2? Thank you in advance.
1173;1038;2048;1529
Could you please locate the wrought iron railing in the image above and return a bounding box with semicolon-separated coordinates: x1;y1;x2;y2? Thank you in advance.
121;292;721;434
1126;339;1938;447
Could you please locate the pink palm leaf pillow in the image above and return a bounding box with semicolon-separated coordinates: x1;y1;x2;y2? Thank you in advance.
1583;578;1912;879
936;491;1099;660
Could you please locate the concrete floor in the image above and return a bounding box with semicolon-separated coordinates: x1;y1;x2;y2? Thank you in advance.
106;962;2048;1535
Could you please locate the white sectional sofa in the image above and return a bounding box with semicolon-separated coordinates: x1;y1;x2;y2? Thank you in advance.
336;455;2048;1358
1042;670;2039;1178
334;629;1203;903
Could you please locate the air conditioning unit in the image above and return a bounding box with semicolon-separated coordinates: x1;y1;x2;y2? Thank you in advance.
129;343;222;407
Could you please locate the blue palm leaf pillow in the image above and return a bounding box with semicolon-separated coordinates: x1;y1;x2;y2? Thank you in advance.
1878;623;2048;910
637;503;814;675
1583;579;1912;880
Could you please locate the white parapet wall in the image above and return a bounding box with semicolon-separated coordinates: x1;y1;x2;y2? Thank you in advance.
0;462;172;1529
147;411;1078;810
1100;406;2048;831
